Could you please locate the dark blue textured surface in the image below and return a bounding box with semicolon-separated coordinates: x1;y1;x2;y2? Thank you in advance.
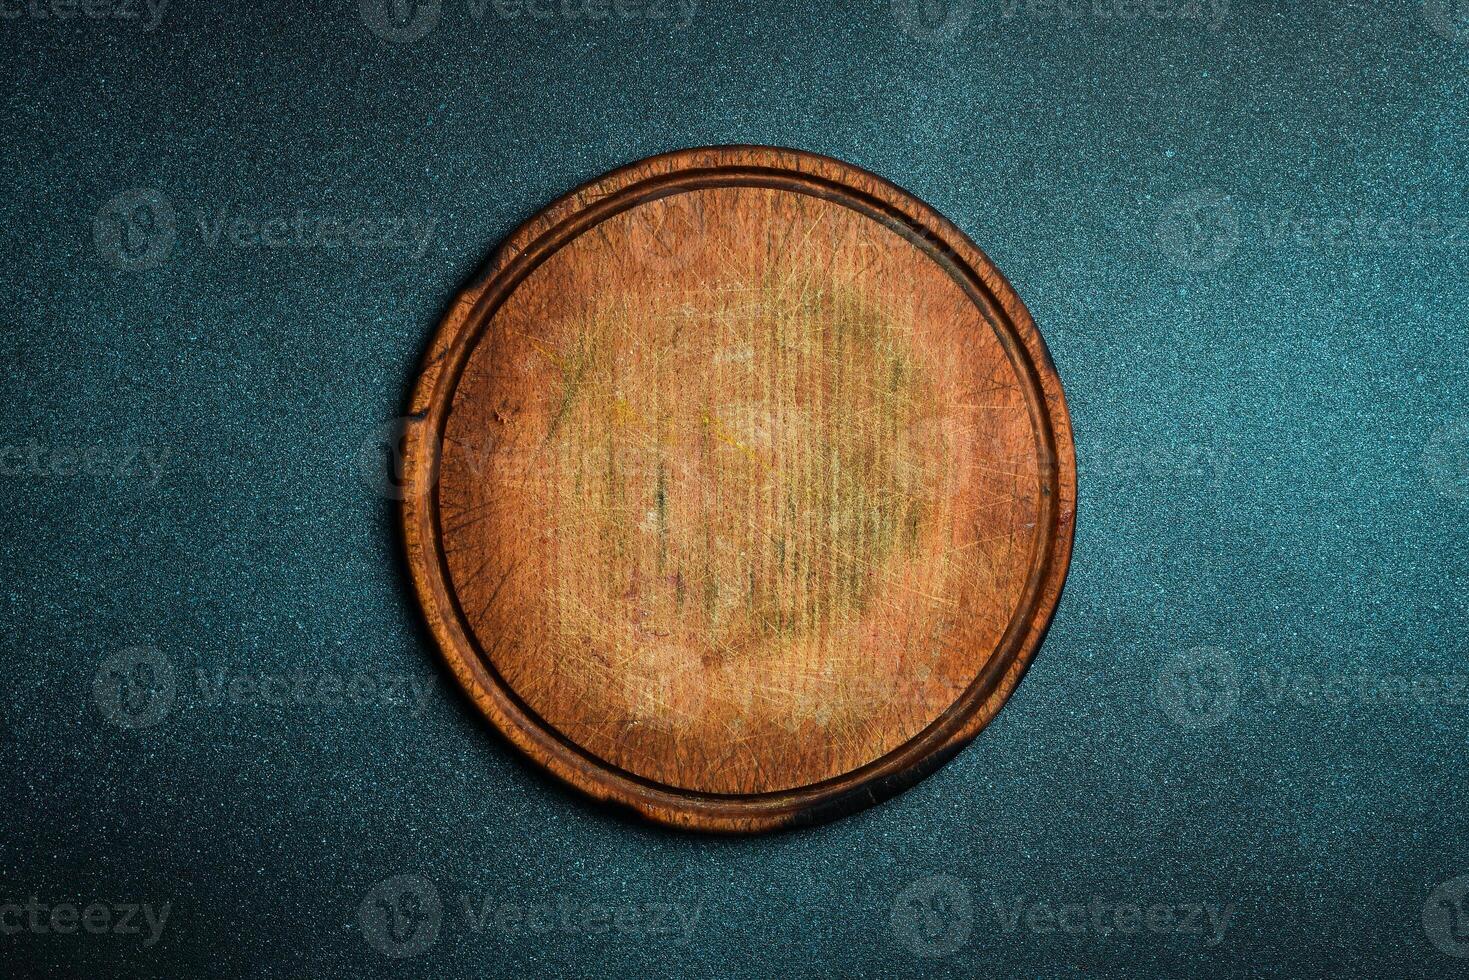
2;0;1467;976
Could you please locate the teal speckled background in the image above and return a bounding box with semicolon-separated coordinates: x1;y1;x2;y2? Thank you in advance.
3;0;1467;976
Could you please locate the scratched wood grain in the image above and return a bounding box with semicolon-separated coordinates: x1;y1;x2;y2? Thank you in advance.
401;147;1075;832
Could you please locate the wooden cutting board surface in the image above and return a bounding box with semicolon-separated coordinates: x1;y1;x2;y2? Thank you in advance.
401;147;1075;832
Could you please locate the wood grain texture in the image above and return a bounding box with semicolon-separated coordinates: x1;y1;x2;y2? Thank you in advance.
401;147;1076;833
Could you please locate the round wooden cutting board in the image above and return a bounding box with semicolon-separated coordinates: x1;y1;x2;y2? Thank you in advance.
401;147;1075;832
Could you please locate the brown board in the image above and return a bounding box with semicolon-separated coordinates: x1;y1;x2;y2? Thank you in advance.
400;146;1076;833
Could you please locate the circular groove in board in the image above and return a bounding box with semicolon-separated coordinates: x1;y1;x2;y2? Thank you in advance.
401;146;1076;833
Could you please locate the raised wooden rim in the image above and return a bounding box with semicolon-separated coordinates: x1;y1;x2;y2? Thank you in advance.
400;146;1076;833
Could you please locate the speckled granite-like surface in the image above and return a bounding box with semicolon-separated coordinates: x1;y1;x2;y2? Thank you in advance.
1;0;1466;976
